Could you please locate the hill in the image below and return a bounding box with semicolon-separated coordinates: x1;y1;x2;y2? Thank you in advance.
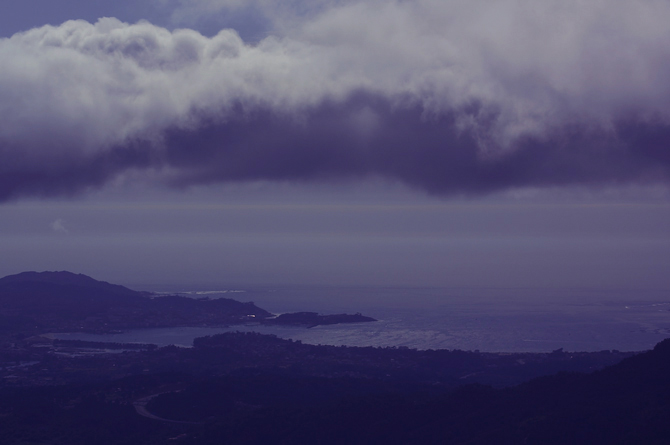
0;271;272;333
0;333;658;444
0;271;142;297
143;337;670;444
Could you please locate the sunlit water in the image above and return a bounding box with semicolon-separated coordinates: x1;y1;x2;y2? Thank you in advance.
51;287;670;352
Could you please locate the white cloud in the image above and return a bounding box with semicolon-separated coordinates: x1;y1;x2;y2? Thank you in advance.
1;1;670;180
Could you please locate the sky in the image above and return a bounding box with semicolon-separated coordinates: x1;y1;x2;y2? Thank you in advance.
0;0;669;290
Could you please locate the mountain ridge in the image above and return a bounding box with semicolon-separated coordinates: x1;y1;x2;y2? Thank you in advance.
0;271;143;297
0;270;272;332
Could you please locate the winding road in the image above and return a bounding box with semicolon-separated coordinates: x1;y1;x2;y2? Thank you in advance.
133;393;204;425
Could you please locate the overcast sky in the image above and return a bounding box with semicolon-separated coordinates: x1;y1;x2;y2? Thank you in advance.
1;0;669;290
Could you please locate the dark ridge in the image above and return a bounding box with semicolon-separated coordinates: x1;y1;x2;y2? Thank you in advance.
148;336;670;444
0;271;273;333
0;271;142;298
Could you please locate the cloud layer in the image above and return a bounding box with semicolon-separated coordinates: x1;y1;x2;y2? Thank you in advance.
2;0;670;201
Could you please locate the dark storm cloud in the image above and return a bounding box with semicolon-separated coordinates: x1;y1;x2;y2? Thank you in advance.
0;142;155;201
161;95;670;194
2;1;670;201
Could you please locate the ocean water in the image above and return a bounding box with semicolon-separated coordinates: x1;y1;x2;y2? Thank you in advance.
52;286;670;352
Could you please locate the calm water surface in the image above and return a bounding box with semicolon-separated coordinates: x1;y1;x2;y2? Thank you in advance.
51;286;670;352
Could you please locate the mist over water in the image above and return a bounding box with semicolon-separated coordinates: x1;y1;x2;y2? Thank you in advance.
53;286;670;352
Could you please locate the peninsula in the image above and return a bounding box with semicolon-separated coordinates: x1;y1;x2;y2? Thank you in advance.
262;311;377;328
0;271;376;334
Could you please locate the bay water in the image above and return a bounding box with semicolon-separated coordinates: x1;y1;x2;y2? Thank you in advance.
52;286;670;352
